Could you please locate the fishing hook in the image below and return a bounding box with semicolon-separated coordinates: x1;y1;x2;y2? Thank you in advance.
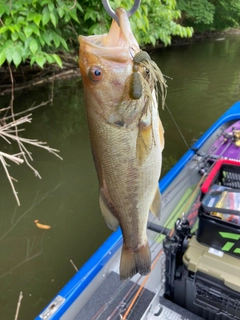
102;0;141;26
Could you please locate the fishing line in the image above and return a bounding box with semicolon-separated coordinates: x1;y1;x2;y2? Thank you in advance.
164;102;190;150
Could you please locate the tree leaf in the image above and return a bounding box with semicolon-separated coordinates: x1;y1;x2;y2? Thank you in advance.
30;55;36;66
76;2;83;13
27;12;35;21
0;50;6;66
42;32;52;46
30;24;40;36
38;36;45;46
33;13;42;26
50;12;57;27
48;2;55;12
23;25;33;38
29;39;38;54
13;50;22;67
5;45;15;63
57;7;64;18
0;5;6;16
8;25;15;33
35;55;46;68
0;26;8;34
69;10;79;23
59;37;68;50
18;32;26;42
11;32;19;41
52;54;62;68
52;32;60;47
42;12;50;26
45;54;55;63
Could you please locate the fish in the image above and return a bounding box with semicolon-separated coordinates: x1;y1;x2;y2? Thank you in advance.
78;7;166;280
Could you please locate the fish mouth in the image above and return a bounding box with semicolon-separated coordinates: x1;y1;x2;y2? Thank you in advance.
103;8;139;49
79;8;139;62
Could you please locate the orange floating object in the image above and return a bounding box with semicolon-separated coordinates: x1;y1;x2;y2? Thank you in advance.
34;220;51;230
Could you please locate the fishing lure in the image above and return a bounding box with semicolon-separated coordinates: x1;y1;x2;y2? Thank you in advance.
129;51;151;100
129;50;167;107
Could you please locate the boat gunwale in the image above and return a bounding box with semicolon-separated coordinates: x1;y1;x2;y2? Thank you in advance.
35;101;240;320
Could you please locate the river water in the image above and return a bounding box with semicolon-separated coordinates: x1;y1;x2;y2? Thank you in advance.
0;34;240;319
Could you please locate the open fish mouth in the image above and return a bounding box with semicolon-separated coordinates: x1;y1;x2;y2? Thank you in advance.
79;8;140;63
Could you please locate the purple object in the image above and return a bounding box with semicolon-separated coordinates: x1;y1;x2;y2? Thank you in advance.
209;120;240;160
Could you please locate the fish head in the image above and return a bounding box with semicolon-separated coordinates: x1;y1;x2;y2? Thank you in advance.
79;8;140;121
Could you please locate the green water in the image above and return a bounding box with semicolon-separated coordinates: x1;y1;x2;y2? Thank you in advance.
0;34;240;319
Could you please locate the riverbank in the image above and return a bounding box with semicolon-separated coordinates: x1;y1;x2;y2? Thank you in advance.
145;27;240;51
0;53;80;96
1;28;239;95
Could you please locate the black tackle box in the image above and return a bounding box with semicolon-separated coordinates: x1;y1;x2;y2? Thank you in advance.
164;219;240;320
197;159;240;257
177;236;240;320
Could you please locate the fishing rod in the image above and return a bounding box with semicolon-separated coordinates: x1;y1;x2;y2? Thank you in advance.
101;0;141;26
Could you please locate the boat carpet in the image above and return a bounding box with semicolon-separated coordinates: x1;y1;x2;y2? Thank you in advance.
74;271;155;320
74;271;204;320
159;296;204;320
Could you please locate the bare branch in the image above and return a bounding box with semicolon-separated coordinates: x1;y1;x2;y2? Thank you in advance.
0;153;23;205
70;259;78;273
14;291;23;320
0;54;62;205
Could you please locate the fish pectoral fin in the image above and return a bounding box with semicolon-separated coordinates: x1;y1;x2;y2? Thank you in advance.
136;124;152;166
150;186;161;220
99;192;119;231
158;117;164;152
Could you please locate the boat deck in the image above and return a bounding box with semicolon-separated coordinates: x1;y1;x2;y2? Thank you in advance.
76;271;203;320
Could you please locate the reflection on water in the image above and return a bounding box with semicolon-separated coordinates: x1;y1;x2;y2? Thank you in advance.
0;35;239;319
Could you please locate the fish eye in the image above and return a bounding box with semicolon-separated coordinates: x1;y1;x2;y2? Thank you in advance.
89;66;103;81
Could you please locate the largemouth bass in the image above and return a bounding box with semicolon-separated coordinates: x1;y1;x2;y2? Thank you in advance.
79;8;166;280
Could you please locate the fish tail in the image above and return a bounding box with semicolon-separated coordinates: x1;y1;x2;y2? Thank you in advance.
120;242;151;280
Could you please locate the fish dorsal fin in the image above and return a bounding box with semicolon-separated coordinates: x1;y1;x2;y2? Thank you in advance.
150;186;162;219
99;192;119;231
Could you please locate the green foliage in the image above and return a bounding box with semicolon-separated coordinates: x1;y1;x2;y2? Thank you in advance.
0;0;83;68
129;0;194;46
77;0;193;46
212;0;240;31
177;0;240;32
177;0;215;26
